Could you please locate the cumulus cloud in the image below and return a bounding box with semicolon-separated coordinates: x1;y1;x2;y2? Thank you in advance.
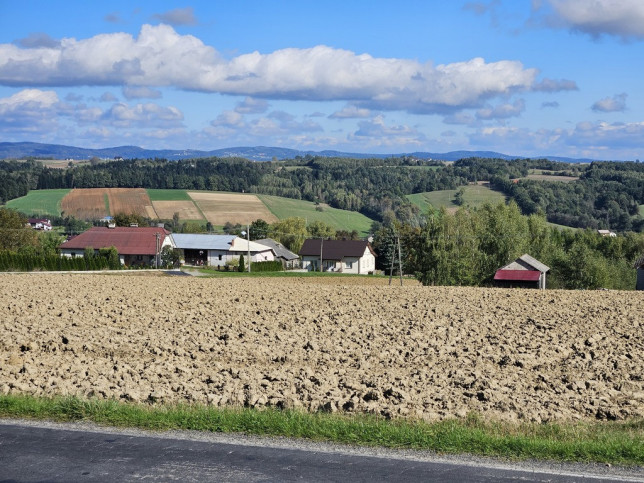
0;89;59;131
540;0;644;40
122;86;162;100
329;105;371;119
0;24;556;115
102;102;184;127
591;93;627;112
152;7;198;26
350;115;425;147
476;99;525;120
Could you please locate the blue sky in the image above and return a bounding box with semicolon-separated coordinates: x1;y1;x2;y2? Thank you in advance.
1;0;643;160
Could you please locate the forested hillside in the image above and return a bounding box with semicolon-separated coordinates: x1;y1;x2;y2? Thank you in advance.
2;156;644;231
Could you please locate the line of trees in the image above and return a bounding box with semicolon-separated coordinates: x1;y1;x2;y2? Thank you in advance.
371;202;644;290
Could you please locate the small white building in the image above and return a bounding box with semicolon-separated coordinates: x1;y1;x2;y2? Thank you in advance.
171;234;275;267
299;239;376;274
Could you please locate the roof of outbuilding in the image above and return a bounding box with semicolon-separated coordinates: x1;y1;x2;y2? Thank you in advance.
60;227;171;255
494;270;541;282
255;238;299;260
518;254;550;273
299;239;375;259
172;234;236;250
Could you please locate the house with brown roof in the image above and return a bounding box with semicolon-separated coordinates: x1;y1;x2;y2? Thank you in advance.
299;239;376;274
59;226;174;267
493;254;550;290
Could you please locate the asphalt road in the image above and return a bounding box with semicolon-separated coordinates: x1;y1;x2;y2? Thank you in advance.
0;420;642;482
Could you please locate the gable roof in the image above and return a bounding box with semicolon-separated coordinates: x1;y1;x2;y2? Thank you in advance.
60;227;171;255
299;239;375;259
499;254;550;273
172;234;236;250
229;237;275;254
494;270;541;282
255;238;299;260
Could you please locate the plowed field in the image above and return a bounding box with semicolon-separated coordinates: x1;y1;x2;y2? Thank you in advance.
61;188;154;219
1;274;642;423
188;192;278;225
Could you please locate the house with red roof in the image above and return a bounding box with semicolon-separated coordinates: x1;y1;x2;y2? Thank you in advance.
493;254;550;290
59;226;174;267
299;239;376;274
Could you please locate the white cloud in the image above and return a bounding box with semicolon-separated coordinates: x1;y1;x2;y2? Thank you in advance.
0;25;555;115
122;86;162;100
542;0;644;40
350;115;425;147
102;102;184;127
476;99;525;120
0;89;59;131
591;93;627;112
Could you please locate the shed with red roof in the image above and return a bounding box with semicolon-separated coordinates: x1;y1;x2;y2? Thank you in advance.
494;254;550;290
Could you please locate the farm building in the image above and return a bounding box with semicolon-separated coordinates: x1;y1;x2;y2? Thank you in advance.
634;256;644;290
494;254;550;290
27;218;52;231
299;239;376;274
59;226;173;266
255;238;299;269
171;234;275;267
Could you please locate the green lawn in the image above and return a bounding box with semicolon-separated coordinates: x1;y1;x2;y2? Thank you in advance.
258;194;374;235
5;189;70;217
407;185;506;213
146;189;192;201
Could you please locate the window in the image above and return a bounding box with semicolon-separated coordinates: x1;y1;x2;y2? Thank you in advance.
345;261;353;269
218;254;222;260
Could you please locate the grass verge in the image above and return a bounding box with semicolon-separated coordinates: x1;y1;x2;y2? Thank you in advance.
0;394;642;466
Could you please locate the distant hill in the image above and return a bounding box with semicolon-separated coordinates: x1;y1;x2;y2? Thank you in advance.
0;141;602;163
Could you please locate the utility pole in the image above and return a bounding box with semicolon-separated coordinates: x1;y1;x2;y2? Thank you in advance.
397;233;403;286
246;224;251;273
155;232;160;269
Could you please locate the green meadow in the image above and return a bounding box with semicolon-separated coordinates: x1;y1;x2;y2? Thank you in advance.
5;189;70;217
407;185;506;213
257;194;374;235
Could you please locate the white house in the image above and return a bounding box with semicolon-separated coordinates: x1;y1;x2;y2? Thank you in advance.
171;234;275;267
299;239;376;274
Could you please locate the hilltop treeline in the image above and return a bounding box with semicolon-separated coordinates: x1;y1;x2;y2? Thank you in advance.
2;155;644;231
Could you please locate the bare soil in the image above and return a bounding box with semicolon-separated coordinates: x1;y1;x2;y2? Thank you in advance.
188;192;278;225
1;274;642;423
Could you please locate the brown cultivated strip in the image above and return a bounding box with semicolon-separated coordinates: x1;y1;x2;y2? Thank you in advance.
1;273;642;423
61;188;156;220
188;192;278;225
152;200;204;221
